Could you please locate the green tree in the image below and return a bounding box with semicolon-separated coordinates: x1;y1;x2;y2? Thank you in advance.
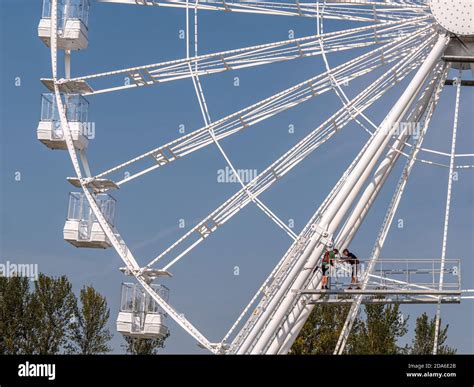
411;312;456;355
27;274;77;354
68;285;113;354
0;276;35;354
349;303;409;354
291;302;411;355
290;302;361;354
123;333;170;355
0;274;115;354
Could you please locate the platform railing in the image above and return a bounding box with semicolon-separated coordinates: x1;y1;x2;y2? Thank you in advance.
301;258;461;299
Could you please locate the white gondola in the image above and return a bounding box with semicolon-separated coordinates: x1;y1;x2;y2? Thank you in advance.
38;0;90;51
63;192;116;248
117;283;170;339
37;93;89;150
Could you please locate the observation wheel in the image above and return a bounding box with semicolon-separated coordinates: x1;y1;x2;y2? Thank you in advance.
37;0;474;354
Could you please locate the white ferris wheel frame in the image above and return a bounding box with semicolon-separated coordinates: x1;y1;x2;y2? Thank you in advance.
44;0;473;354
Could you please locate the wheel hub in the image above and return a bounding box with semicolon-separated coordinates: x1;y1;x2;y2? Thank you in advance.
430;0;474;36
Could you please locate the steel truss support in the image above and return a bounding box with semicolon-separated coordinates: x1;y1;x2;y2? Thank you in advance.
227;34;436;354
263;61;449;355
265;63;449;355
236;34;449;355
337;66;450;250
433;70;462;355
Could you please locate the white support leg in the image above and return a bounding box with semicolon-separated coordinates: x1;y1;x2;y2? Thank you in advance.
333;63;449;355
247;34;449;354
233;35;434;355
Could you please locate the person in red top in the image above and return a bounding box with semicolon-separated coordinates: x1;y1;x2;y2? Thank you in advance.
321;243;336;290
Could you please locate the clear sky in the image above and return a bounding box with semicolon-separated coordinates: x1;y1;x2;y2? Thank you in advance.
0;0;473;354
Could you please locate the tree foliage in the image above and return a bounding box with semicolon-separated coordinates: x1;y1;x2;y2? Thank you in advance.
349;303;408;354
27;274;77;354
411;312;456;355
0;274;113;354
0;276;34;354
68;285;113;354
291;302;456;355
290;303;359;354
123;333;170;355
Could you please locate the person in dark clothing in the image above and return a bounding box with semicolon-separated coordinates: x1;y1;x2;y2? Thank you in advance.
342;248;360;288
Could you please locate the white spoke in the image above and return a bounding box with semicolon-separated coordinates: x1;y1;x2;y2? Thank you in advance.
99;0;428;21
48;17;429;95
142;29;432;274
88;26;430;188
186;3;298;241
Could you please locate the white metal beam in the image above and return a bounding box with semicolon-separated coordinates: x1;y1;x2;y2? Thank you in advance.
143;32;430;274
98;0;428;21
56;17;427;95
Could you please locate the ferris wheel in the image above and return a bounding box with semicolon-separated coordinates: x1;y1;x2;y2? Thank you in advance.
36;0;474;354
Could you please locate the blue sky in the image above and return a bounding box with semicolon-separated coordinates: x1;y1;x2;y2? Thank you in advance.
0;0;473;353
